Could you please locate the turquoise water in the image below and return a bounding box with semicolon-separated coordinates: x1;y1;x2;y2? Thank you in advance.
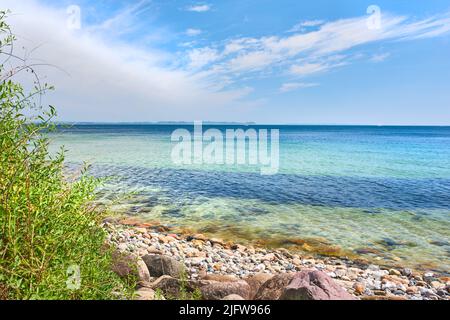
49;125;450;273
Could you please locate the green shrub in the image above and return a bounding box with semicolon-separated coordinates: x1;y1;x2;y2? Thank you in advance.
0;10;132;300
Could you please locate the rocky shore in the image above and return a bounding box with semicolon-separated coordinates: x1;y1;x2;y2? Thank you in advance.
104;218;449;300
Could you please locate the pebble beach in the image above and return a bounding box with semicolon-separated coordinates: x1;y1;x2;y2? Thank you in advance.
105;218;450;300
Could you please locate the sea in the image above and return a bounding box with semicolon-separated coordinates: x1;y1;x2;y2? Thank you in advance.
49;124;450;273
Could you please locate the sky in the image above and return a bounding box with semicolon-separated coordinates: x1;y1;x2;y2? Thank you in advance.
1;0;450;124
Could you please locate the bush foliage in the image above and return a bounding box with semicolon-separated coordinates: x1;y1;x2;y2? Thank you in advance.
0;10;131;300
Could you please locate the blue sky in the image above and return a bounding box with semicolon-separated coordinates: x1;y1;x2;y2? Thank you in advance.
4;0;450;124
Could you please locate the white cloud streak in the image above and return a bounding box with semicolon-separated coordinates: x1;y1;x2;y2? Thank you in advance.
186;28;202;36
280;82;319;92
370;52;390;63
189;11;450;83
287;19;325;33
185;4;211;13
1;0;250;121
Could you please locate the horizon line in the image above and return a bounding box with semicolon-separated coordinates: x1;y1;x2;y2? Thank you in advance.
53;121;450;127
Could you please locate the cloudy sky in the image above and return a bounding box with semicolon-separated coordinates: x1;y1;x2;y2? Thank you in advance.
2;0;450;124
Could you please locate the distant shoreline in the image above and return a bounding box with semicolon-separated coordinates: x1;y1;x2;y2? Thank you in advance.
52;122;450;127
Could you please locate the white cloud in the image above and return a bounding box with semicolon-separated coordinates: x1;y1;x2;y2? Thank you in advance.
1;0;250;122
190;11;450;84
290;63;329;76
87;0;152;37
229;51;278;72
186;28;202;36
187;47;220;69
3;1;450;122
280;82;319;92
287;20;325;33
289;56;348;76
370;52;390;62
186;4;211;13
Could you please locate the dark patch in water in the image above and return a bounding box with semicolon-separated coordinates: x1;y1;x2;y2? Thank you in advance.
377;238;403;250
84;164;450;211
429;240;449;247
143;196;159;207
376;238;418;250
362;209;382;214
355;247;383;255
161;208;184;217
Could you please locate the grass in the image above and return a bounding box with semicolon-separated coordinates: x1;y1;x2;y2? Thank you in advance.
0;10;134;300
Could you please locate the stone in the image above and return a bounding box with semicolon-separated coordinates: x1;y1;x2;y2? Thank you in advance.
406;286;418;294
254;263;266;272
222;294;245;300
134;227;148;234
401;268;413;277
381;281;397;290
416;281;427;287
201;281;251;300
142;254;184;278
213;263;223;271
389;269;401;276
437;289;448;297
254;273;296;300
189;257;205;266
430;281;445;290
381;275;409;286
353;282;365;295
147;246;163;255
292;258;302;266
111;250;150;285
150;276;183;297
193;233;208;241
202;274;240;282
361;295;407;301
134;288;156;300
244;273;274;299
440;276;450;284
279;270;356;300
262;253;276;261
192;240;205;247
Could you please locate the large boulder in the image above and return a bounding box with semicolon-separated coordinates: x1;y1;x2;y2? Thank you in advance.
202;274;240;282
111;250;150;285
244;273;273;299
279;270;356;300
254;273;296;300
150;275;209;298
142;254;185;278
201;280;251;300
150;275;186;297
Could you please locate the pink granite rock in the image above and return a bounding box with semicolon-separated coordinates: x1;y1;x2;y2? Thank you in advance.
280;270;356;300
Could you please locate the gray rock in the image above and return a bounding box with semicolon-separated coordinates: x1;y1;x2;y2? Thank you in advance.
142;254;185;278
244;273;273;299
401;268;413;277
201;281;251;300
111;250;151;285
202;274;240;282
254;273;296;300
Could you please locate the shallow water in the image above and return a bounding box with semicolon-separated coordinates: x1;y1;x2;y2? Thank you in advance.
49;125;450;273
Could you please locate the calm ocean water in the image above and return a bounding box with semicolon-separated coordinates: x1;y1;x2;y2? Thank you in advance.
49;125;450;273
